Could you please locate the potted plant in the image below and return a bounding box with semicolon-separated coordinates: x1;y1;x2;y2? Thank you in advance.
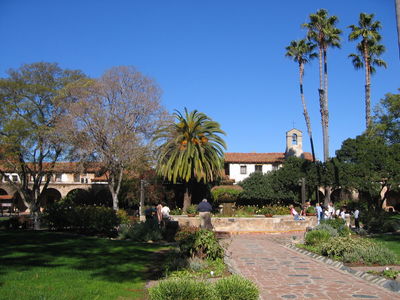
260;206;274;217
186;204;197;217
306;205;316;216
211;185;243;216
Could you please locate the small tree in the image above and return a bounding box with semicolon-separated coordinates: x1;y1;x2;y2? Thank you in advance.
0;62;85;229
61;66;167;210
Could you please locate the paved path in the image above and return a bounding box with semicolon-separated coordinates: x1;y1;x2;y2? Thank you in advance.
226;234;399;300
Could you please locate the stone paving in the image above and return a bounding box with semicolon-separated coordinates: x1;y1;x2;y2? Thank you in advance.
226;234;399;300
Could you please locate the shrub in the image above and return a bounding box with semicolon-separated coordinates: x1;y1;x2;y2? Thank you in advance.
304;229;331;246
318;236;398;265
214;275;259;300
116;209;130;225
170;207;183;215
314;223;338;237
320;218;350;236
44;203;119;235
211;185;243;203
382;218;400;233
176;226;224;260
148;278;216;300
118;219;162;242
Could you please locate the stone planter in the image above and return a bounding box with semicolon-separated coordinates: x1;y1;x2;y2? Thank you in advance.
306;213;316;216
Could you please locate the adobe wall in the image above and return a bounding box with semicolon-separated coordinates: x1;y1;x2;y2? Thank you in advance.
171;215;317;233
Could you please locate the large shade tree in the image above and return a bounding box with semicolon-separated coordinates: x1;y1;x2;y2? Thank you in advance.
303;9;342;163
348;13;387;129
155;108;226;212
285;39;317;162
0;62;85;228
61;66;167;210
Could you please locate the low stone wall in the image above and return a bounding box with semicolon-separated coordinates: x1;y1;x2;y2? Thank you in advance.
171;215;317;234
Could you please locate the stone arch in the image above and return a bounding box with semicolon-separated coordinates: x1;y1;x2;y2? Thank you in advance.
41;188;62;207
0;188;8;195
94;189;112;207
331;188;352;203
385;190;400;211
66;188;91;206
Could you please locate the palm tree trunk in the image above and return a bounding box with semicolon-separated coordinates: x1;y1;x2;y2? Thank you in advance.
322;49;330;162
182;184;191;212
364;46;371;129
317;47;327;164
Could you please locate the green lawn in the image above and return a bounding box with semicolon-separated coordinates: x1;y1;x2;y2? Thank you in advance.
370;234;400;263
0;231;170;300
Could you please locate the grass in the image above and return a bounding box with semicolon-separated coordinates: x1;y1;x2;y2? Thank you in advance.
369;234;400;263
0;230;171;300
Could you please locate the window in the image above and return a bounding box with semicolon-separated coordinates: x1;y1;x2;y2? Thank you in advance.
224;164;230;176
255;165;262;172
74;174;80;182
55;174;62;182
240;165;247;174
292;133;298;145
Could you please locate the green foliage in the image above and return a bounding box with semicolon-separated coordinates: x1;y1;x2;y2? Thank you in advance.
44;202;119;235
304;230;332;246
320;218;351;236
258;205;289;215
149;275;259;300
175;226;224;260
373;91;400;145
362;211;400;233
306;206;316;214
148;278;216;300
118;219;163;242
116;209;130;225
214;275;259;300
314;223;339;237
239;157;318;205
170;207;183;215
155;108;226;184
211;185;243;203
186;204;198;215
319;236;398;265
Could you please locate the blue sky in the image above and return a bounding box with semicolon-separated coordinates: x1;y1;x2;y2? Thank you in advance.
1;0;399;160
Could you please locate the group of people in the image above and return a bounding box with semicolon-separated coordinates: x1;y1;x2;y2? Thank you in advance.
301;201;360;229
145;202;171;227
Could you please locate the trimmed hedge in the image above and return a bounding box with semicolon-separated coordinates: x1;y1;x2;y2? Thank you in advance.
148;275;259;300
44;202;119;235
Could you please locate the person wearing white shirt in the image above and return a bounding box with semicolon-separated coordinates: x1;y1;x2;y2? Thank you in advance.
354;208;360;229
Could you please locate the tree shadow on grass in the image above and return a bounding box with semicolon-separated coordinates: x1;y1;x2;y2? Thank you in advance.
0;230;172;283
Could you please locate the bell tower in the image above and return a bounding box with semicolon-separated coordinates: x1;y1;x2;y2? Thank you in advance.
285;128;303;157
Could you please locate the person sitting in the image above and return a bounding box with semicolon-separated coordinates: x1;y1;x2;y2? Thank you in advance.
290;205;304;221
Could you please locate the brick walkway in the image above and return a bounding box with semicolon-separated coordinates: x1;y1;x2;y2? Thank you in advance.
226;234;399;300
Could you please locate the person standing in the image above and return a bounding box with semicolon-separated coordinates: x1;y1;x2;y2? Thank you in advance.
327;202;335;219
197;198;213;230
156;202;163;226
316;203;322;225
354;208;360;230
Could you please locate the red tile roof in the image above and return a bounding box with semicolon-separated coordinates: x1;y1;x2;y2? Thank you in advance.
224;152;313;163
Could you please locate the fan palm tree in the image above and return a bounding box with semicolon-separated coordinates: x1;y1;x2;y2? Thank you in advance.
285;39;318;162
348;13;387;129
155;108;226;212
303;9;342;163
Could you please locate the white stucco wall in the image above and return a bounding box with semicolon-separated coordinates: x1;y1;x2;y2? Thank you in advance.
228;163;280;183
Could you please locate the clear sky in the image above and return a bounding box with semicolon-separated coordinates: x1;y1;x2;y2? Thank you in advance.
1;0;399;160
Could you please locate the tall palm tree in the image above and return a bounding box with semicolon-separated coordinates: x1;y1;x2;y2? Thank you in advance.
285;39;318;162
155;108;226;212
303;9;342;163
348;13;387;129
